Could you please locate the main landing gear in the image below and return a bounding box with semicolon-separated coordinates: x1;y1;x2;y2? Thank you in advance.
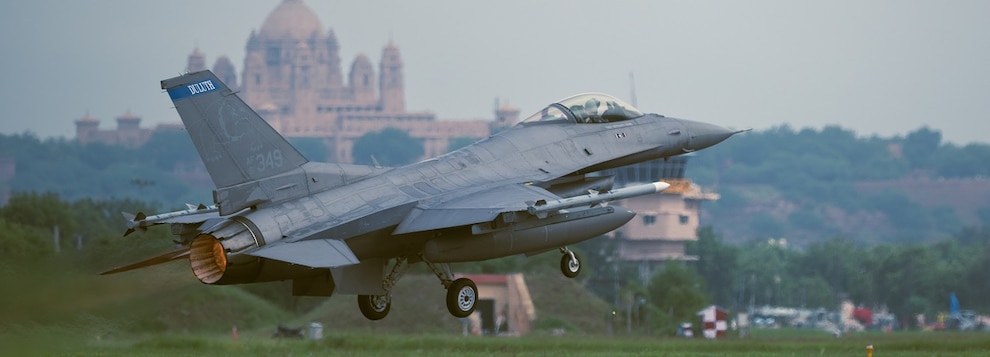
357;247;581;321
357;257;407;321
356;293;390;320
560;246;582;278
356;256;478;321
424;256;478;318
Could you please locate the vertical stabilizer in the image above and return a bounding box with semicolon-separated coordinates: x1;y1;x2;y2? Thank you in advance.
161;70;307;188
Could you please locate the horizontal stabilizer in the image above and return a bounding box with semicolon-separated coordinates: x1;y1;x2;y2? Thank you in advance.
100;246;190;275
245;239;359;268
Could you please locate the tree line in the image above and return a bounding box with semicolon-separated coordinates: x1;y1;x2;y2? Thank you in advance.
686;226;990;328
0;129;480;207
688;125;990;244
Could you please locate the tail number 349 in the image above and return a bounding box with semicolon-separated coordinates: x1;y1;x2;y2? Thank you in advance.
247;150;284;173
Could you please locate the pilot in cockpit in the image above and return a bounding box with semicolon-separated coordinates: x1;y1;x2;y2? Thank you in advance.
569;99;605;123
582;98;605;123
520;93;643;126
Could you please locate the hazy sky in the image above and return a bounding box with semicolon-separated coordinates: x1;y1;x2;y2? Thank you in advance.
1;0;987;144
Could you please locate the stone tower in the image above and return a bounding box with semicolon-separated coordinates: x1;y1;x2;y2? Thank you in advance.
186;48;206;73
379;42;405;113
74;112;100;144
212;55;238;90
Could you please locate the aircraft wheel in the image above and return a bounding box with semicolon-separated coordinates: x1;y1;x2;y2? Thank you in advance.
446;278;478;318
357;294;391;320
561;252;582;278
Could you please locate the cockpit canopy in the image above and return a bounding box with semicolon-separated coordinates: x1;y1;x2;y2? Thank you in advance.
519;93;644;125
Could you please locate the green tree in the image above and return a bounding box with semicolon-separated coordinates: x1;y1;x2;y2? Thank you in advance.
735;239;795;306
646;261;707;334
870;245;955;320
288;137;328;162
0;218;51;256
902;126;941;169
446;137;479;153
960;242;990;312
932;143;990;178
795;237;871;304
795;275;835;309
686;227;738;307
351;128;424;166
139;129;199;171
1;192;72;234
574;234;638;305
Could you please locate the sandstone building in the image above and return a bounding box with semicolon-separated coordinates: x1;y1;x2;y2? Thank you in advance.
604;157;720;285
77;0;516;163
74;111;183;148
184;0;508;163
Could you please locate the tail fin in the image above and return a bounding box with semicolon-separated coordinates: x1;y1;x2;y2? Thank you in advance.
160;70;307;189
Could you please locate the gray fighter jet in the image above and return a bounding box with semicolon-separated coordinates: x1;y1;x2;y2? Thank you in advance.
103;70;742;320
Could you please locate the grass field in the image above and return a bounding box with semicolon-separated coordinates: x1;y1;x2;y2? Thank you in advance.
4;327;990;356
3;259;989;356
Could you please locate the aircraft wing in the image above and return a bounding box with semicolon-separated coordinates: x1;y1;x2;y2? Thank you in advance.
242;239;359;268
232;202;418;269
229;184;557;269
392;183;562;235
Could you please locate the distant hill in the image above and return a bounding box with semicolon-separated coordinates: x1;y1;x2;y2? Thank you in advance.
704;177;990;246
855;178;990;224
689;125;990;245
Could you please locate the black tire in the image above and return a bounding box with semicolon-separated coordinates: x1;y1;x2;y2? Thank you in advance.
561;252;581;278
357;294;391;321
446;278;478;318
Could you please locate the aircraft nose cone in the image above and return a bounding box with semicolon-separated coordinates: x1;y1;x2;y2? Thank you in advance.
681;120;737;151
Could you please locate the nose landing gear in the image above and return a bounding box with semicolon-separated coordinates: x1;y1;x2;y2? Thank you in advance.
560;247;581;278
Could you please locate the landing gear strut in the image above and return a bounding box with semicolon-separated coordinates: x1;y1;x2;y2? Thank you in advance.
560;247;581;278
422;255;478;318
357;257;408;321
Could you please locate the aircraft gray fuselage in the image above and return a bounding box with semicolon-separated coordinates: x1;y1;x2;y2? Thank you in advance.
106;70;741;319
202;112;727;284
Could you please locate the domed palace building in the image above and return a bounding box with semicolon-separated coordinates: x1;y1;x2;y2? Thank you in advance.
183;0;512;163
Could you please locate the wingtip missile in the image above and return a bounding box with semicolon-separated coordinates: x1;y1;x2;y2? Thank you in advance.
121;211;146;236
527;181;670;217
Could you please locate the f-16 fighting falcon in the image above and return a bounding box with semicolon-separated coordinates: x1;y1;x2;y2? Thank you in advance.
103;70;743;320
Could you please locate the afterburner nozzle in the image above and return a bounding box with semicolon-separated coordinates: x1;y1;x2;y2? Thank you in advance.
190;234;227;284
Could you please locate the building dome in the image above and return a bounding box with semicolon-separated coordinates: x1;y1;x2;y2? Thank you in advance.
117;110;141;123
76;111;99;124
259;0;323;40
